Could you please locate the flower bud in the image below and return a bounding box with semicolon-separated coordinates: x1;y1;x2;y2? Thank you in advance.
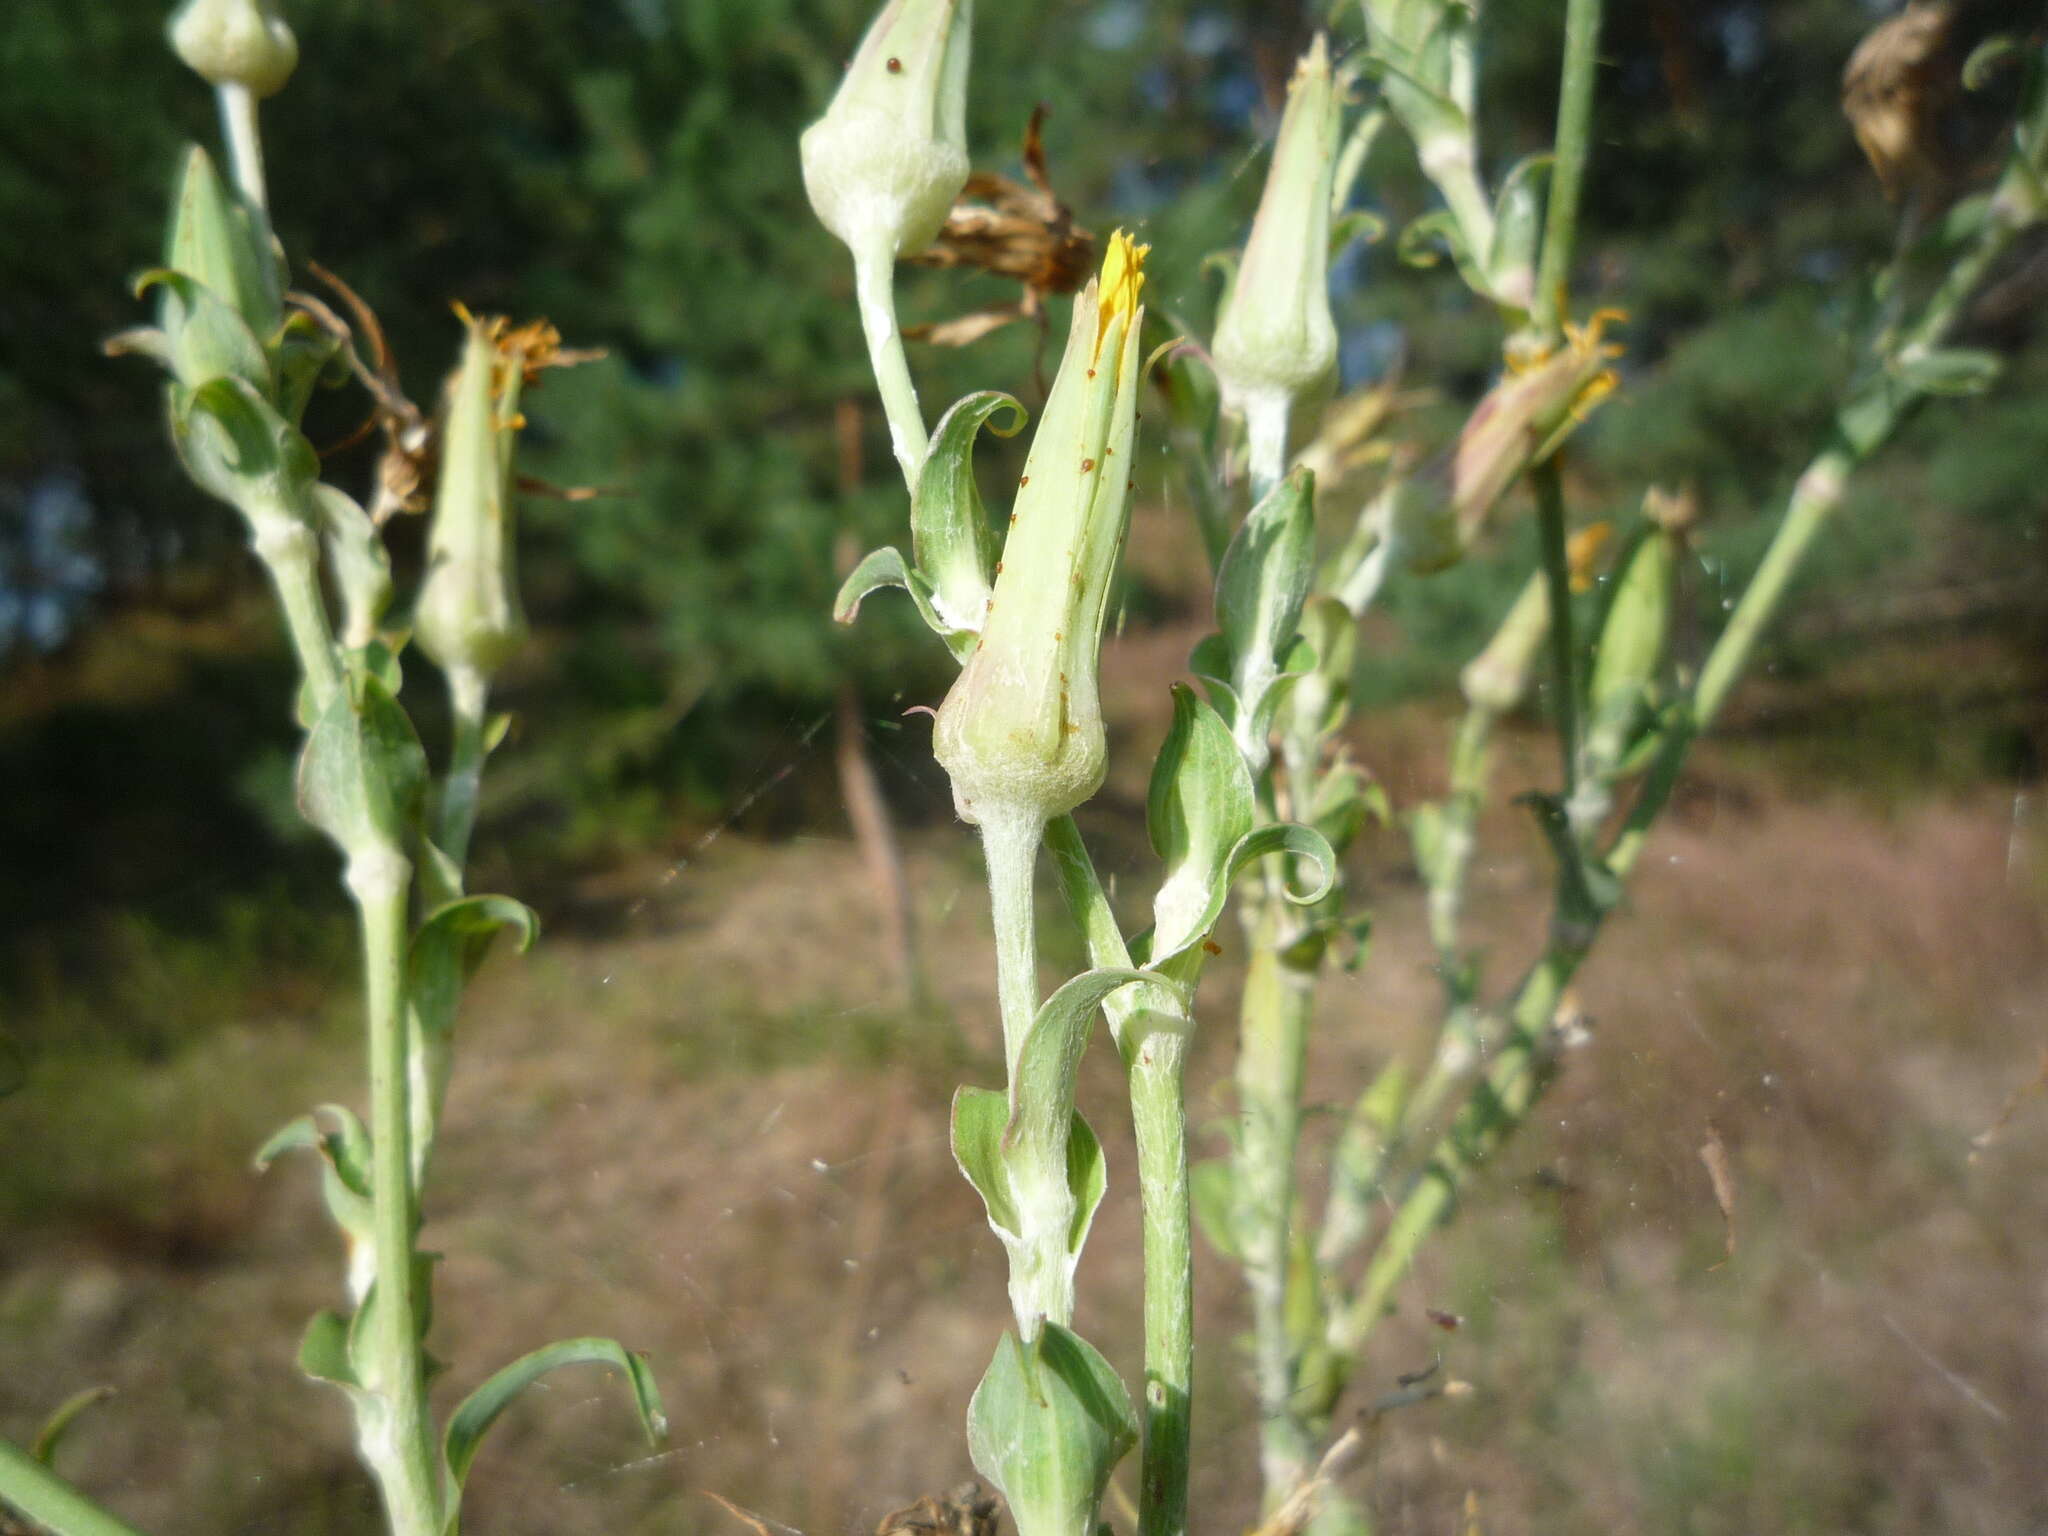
168;0;299;98
933;232;1147;830
161;143;281;359
1452;310;1623;538
414;314;531;681
1459;571;1548;714
801;0;973;260
1584;525;1674;769
1211;34;1340;418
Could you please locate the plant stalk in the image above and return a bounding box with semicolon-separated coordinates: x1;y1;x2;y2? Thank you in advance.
1533;0;1604;338
851;240;930;490
250;509;343;717
1128;1030;1193;1536
347;846;443;1536
0;1441;148;1536
1244;390;1291;508
435;662;491;879
216;82;268;212
978;809;1078;1336
1531;462;1580;800
1330;946;1575;1357
1043;815;1195;1536
1232;905;1319;1505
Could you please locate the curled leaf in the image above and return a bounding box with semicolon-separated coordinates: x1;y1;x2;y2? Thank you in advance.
443;1338;668;1500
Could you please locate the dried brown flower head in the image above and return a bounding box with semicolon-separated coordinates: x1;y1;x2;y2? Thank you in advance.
1842;0;1960;201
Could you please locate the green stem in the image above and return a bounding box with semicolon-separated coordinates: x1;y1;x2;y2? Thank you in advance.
249;507;343;717
1179;436;1231;580
216;82;268;212
1333;186;2021;1366
1533;0;1604;337
1244;390;1291;508
852;238;930;492
1531;461;1579;800
980;810;1044;1084
1330;107;1386;220
1426;705;1497;962
1232;908;1318;1506
347;847;442;1536
1043;816;1195;1536
1415;132;1495;269
435;663;490;881
1330;947;1576;1356
1128;1033;1193;1536
0;1441;148;1536
977;809;1080;1336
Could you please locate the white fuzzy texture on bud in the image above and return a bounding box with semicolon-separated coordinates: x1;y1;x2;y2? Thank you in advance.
801;0;973;261
169;0;299;97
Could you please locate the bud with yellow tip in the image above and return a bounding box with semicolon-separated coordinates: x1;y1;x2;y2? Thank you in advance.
933;232;1147;834
414;314;531;683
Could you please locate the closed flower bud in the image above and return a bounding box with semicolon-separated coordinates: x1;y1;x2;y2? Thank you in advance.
162;143;281;358
933;232;1148;831
168;0;299;98
801;0;973;261
414;314;532;681
1211;34;1341;419
1459;570;1549;714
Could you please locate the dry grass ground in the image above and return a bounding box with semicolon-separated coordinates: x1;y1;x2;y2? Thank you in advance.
4;667;2046;1535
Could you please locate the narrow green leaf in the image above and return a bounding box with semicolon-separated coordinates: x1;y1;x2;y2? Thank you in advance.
1215;467;1317;743
913;391;1024;631
29;1388;115;1468
137;268;272;394
1146;684;1255;965
1893;346;2003;397
298;1310;358;1389
443;1338;667;1495
1486;152;1552;307
832;545;969;655
1189;1157;1241;1261
309;483;393;651
951;1085;1021;1238
1007;968;1156;1144
1064;1110;1107;1259
832;545;914;624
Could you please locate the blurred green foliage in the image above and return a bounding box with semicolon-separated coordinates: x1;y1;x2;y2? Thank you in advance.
1;0;2044;1044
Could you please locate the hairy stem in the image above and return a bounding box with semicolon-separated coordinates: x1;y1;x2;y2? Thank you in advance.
852;239;930;491
216;82;268;212
1244;389;1291;508
1233;907;1318;1505
1129;1030;1193;1536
